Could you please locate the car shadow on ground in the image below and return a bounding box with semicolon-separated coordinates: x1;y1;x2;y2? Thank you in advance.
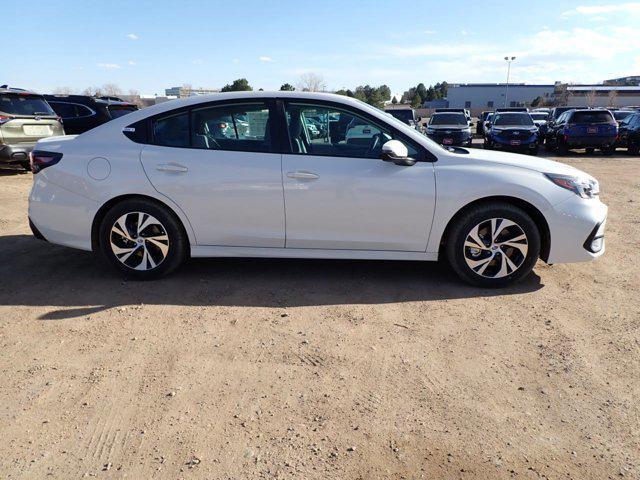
0;234;543;320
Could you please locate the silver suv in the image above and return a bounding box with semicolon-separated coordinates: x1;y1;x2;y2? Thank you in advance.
0;86;64;170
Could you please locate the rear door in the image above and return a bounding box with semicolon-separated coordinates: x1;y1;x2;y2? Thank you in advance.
140;100;285;247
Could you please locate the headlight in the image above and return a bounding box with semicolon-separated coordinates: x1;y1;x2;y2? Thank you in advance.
463;127;471;133
426;127;435;134
544;173;600;199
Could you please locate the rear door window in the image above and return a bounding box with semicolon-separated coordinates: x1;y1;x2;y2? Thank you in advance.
190;103;272;153
0;94;56;116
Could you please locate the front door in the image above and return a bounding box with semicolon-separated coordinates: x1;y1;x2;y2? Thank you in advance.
282;102;435;252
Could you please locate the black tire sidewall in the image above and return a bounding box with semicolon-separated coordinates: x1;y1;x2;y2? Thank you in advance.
99;199;186;279
446;203;541;288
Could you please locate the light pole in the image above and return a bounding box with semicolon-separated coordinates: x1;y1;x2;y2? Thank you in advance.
504;56;516;107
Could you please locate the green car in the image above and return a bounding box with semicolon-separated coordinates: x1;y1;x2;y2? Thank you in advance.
0;86;64;170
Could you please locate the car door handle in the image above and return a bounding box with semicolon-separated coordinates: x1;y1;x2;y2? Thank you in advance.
287;171;319;180
156;163;188;173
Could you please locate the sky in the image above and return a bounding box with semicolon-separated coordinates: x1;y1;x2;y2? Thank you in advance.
3;0;640;96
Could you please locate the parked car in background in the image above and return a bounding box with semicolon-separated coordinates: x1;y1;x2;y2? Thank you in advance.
611;110;634;125
495;107;528;113
435;108;471;124
615;111;640;154
484;112;539;154
530;112;550;138
27;91;607;287
545;109;617;155
483;113;494;134
0;86;64;170
476;111;492;136
425;112;473;146
544;106;587;144
43;95;138;135
386;107;418;126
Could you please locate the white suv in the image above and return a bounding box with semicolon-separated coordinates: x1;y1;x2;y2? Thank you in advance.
28;92;607;287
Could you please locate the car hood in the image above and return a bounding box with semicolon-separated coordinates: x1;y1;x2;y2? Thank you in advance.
462;147;588;176
429;124;469;129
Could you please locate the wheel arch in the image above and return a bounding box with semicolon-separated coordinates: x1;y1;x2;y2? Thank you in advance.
91;194;192;256
437;195;551;262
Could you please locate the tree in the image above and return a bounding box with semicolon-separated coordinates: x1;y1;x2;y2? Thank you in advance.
221;78;252;92
53;86;74;95
585;89;597;107
102;83;123;97
391;96;398;104
411;90;423;108
608;90;618;108
280;83;295;91
297;72;326;92
531;96;543;107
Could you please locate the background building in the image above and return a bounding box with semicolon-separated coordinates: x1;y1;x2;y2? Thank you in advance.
165;86;219;98
565;85;640;108
446;83;555;114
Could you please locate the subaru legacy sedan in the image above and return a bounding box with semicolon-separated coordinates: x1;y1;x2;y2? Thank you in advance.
28;92;607;287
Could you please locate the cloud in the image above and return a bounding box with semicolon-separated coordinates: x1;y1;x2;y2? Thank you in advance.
128;60;136;66
461;29;469;36
563;2;640;15
192;58;203;65
259;56;274;62
232;58;240;63
126;33;139;40
97;63;122;69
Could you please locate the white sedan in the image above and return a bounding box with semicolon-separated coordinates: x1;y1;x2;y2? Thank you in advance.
28;92;607;287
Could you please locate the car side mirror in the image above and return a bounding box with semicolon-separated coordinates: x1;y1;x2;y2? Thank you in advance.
381;140;416;166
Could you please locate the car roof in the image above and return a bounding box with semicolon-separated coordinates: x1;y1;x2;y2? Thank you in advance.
0;86;42;96
43;94;136;107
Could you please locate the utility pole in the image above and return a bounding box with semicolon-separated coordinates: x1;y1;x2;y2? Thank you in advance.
504;56;516;107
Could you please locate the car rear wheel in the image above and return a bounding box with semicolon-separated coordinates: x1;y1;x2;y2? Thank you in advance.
585;147;595;155
445;203;541;288
601;146;614;156
628;143;639;155
99;199;187;279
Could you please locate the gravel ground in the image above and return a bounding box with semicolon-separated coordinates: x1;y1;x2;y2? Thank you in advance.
0;148;638;479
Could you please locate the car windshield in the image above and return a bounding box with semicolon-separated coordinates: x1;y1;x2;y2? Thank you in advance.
493;113;534;126
387;110;414;123
613;111;633;121
0;93;55;116
571;111;614;124
530;113;549;121
430;113;467;125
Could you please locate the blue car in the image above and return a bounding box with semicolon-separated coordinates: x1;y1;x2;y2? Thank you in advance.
484;112;539;155
546;109;617;155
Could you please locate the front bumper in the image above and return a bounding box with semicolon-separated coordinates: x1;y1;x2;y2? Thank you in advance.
546;195;608;264
0;143;35;164
426;132;473;146
565;136;617;147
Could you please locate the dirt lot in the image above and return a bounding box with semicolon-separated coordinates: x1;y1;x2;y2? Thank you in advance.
0;149;638;479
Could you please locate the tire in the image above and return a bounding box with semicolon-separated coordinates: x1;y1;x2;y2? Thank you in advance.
628;143;639;155
601;146;614;156
445;202;541;288
544;140;555;152
99;198;187;279
21;162;31;172
483;140;492;150
556;141;568;155
585;147;594;155
529;146;539;156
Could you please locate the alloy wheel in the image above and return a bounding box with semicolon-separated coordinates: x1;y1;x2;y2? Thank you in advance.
109;212;169;271
463;218;528;278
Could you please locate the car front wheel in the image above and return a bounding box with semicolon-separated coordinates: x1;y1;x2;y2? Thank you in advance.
445;203;541;287
99;199;187;279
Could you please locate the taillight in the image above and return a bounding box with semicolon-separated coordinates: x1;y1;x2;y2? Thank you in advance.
0;115;13;124
29;151;63;174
